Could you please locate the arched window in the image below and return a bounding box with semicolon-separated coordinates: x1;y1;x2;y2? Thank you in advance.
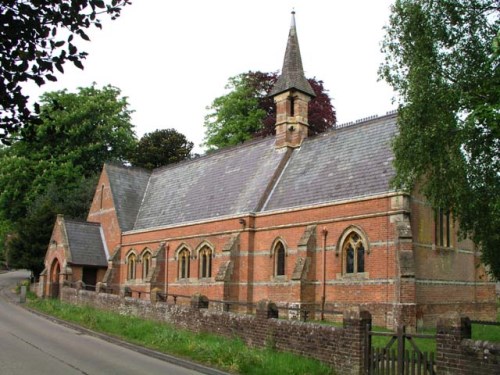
99;184;104;209
127;253;136;280
199;246;212;278
274;241;286;276
435;208;451;247
142;250;152;279
178;249;190;279
343;232;365;274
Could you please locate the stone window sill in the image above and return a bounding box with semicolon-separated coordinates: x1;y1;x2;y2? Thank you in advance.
336;272;369;280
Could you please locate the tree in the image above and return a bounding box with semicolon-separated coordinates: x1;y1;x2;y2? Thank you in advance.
380;0;500;278
0;84;136;222
0;84;136;275
0;0;131;143
129;129;194;170
8;175;98;276
203;71;336;150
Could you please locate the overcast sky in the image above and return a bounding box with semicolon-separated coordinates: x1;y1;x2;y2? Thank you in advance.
24;0;397;153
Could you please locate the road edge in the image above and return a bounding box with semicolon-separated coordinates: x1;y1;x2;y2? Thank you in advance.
0;272;229;375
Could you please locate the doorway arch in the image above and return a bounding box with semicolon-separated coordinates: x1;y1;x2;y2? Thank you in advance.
50;258;61;298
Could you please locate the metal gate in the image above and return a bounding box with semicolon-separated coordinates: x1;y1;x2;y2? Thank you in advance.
365;325;436;375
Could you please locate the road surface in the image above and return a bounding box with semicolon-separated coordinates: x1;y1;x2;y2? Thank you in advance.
0;270;215;375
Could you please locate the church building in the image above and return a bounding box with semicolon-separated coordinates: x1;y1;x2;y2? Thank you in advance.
39;12;496;329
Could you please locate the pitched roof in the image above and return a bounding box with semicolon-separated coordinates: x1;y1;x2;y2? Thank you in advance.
105;164;151;232
103;114;397;233
263;114;397;211
269;11;315;98
133;137;288;230
65;220;107;266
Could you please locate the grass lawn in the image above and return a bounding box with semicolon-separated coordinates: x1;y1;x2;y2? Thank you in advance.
27;298;334;375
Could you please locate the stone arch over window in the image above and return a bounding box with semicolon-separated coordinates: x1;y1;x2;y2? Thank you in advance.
141;248;152;280
175;244;191;279
125;250;137;280
195;241;214;279
338;226;369;275
270;238;287;276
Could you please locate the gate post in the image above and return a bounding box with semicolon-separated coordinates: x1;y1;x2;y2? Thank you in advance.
397;326;406;375
344;307;372;375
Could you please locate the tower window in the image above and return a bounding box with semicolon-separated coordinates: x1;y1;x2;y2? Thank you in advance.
289;95;295;117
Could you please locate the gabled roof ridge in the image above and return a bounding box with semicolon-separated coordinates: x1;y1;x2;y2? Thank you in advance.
64;218;102;227
335;110;398;131
104;162;152;232
151;136;274;175
104;161;151;174
299;111;398;146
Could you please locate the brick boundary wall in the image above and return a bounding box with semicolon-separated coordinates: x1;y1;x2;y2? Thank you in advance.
61;287;369;375
436;314;500;375
60;287;500;375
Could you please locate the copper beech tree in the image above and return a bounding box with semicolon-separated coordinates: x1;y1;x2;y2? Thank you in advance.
203;71;336;150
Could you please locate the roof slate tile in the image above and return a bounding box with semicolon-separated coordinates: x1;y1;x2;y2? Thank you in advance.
133;137;288;230
263;114;397;211
65;220;107;267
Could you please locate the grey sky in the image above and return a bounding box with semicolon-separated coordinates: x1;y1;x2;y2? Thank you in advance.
24;0;396;153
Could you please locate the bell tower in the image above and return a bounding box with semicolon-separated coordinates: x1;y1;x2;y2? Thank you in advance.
270;11;315;149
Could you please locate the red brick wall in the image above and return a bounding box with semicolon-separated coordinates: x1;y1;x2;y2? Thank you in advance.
410;189;496;326
90;181;495;329
114;194;409;327
87;166;122;255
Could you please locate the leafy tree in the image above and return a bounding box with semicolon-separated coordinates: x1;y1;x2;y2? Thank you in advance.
0;84;136;222
203;71;336;150
129;129;194;170
0;0;131;144
0;84;136;275
380;0;500;278
8;175;98;276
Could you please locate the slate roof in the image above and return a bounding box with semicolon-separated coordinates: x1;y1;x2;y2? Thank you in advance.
269;11;315;98
103;114;397;233
133;137;288;230
105;164;151;232
65;220;107;266
262;113;397;211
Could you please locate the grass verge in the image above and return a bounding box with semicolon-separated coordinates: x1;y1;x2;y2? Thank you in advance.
28;298;334;375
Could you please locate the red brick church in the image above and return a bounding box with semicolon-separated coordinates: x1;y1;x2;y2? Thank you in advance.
39;12;496;329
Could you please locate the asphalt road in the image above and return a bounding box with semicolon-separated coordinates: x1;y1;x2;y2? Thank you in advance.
0;270;217;375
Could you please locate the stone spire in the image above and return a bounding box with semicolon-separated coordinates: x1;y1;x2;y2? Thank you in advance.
270;11;315;98
271;11;315;149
